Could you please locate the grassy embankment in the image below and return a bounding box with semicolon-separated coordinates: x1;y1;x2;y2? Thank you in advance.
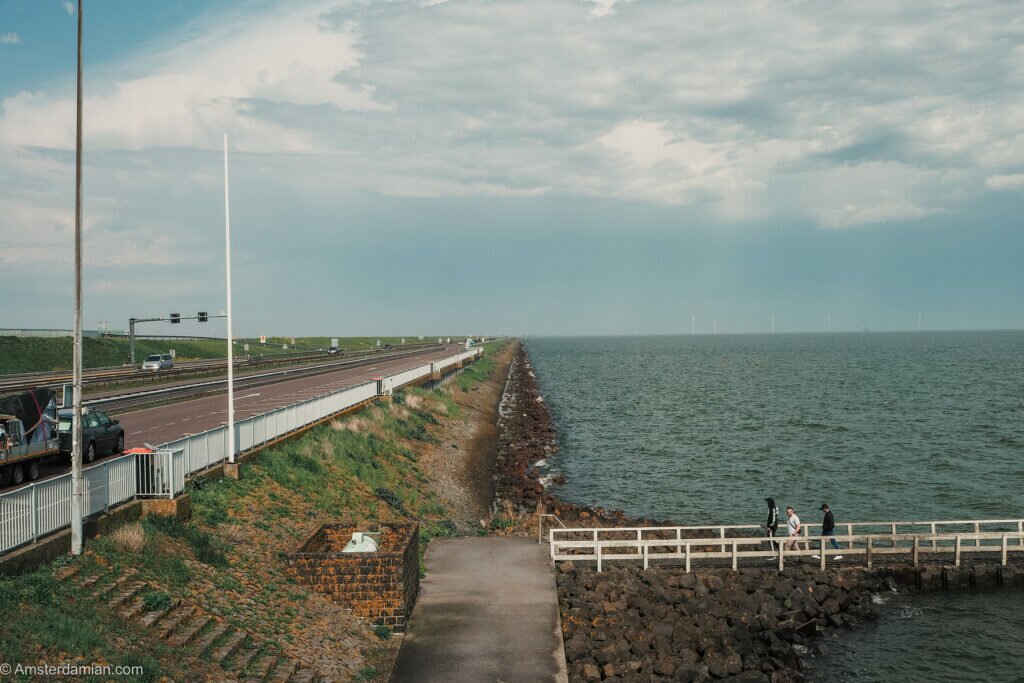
0;340;508;681
0;335;461;375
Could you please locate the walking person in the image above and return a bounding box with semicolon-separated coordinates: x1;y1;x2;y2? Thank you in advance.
784;506;803;552
765;497;780;556
813;503;843;560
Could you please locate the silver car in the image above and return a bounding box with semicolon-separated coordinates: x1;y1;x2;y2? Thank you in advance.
141;353;173;371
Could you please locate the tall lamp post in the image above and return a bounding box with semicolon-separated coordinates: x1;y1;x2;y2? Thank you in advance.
224;134;235;464
70;0;85;556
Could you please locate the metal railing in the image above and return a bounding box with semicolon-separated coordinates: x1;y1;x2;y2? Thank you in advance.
135;450;185;499
549;519;1024;572
0;347;482;555
0;452;140;551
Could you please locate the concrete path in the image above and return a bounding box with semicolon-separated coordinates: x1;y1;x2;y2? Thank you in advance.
391;536;568;683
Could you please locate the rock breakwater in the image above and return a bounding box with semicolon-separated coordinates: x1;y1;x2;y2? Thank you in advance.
557;563;889;682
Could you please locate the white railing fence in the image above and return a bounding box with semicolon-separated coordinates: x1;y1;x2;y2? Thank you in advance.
0;347;482;556
0;452;139;552
550;520;1024;572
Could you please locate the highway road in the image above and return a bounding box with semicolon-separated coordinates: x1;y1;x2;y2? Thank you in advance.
119;344;465;448
3;344;467;489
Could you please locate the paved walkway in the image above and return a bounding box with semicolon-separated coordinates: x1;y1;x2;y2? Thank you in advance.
391;537;568;683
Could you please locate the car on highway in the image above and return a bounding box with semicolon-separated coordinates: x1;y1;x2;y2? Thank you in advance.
141;354;173;371
57;408;125;463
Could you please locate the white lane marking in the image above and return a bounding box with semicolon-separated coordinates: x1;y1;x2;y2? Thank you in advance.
237;393;261;399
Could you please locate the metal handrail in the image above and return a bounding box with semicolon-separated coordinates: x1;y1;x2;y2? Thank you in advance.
538;513;567;545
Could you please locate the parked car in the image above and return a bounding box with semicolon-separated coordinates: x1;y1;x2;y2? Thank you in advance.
57;408;124;463
141;353;173;370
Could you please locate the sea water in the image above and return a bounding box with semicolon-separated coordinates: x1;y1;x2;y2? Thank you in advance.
524;331;1024;681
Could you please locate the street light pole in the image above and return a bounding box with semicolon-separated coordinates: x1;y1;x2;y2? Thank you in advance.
223;134;235;463
71;0;85;556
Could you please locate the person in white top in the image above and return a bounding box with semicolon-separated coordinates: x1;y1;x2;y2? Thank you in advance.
784;506;803;551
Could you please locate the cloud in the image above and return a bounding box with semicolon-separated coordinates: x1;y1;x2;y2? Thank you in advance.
985;174;1024;191
819;201;940;230
589;0;617;18
0;2;381;152
1;0;1023;237
0;33;20;44
62;1;75;16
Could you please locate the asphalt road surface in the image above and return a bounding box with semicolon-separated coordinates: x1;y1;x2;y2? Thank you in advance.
118;344;465;448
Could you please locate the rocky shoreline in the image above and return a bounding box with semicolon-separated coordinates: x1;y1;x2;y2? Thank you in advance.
492;342;892;682
557;563;891;682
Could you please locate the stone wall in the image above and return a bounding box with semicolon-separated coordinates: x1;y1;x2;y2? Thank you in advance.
287;522;419;632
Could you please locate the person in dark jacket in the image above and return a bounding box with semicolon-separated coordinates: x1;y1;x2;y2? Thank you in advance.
815;503;843;558
765;497;780;553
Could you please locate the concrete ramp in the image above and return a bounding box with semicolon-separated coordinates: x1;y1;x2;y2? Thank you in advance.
391;536;567;683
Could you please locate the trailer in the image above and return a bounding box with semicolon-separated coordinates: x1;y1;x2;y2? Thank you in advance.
0;388;60;486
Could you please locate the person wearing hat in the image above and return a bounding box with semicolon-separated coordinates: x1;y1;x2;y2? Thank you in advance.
814;503;843;559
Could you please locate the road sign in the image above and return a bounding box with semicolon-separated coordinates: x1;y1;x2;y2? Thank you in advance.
260;336;266;344
244;343;250;352
169;349;176;358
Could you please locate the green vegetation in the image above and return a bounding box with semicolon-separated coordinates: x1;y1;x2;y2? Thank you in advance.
0;559;172;680
142;590;173;612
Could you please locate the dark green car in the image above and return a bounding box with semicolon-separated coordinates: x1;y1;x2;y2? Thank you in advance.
58;409;125;463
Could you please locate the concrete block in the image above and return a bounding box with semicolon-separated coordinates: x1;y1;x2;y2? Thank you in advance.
141;493;192;521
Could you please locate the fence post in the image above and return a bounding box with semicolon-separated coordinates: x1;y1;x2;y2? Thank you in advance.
955;535;961;567
778;542;784;571
913;536;919;567
866;537;873;569
891;523;897;548
597;543;603;573
1002;535;1008;566
676;528;682;557
637;529;642;558
847;523;853;550
732;540;737;571
820;538;826;571
685;543;691;573
719;527;726;553
31;485;38;543
930;523;936;550
643;544;649;570
104;461;110;513
974;522;981;548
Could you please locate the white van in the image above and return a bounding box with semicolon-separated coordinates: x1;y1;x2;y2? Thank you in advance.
141;354;173;370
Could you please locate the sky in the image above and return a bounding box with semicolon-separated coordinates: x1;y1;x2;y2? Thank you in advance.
1;0;1023;337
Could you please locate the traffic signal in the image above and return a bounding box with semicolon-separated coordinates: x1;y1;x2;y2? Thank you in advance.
170;313;181;324
198;311;208;322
